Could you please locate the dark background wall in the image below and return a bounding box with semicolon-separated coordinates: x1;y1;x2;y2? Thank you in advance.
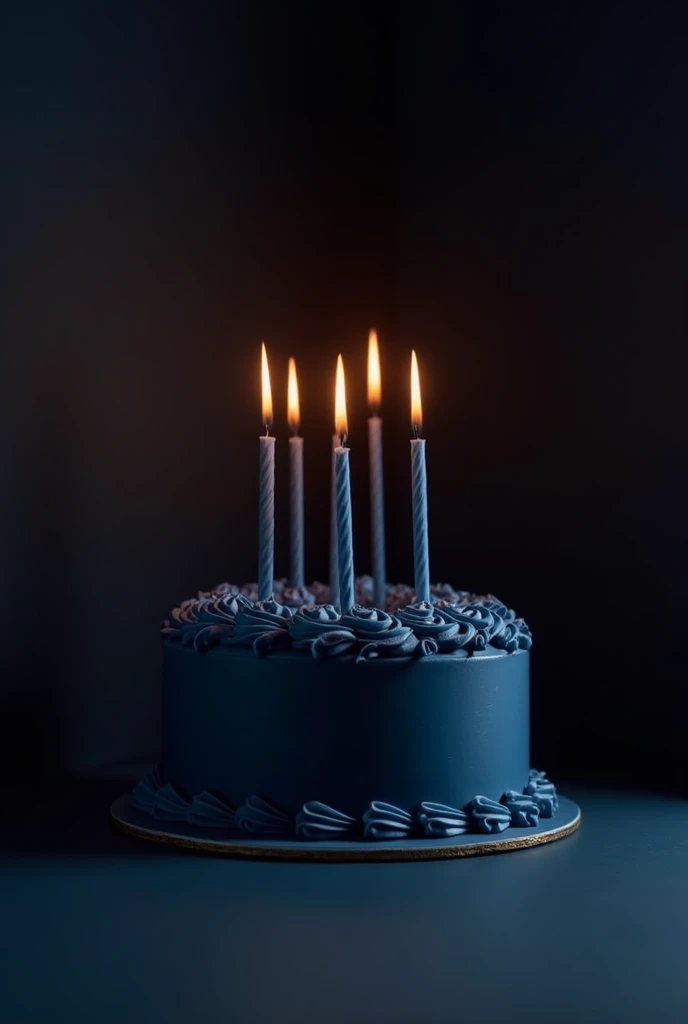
3;2;686;789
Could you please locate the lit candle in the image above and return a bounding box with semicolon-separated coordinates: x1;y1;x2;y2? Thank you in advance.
367;329;386;609
334;354;355;614
410;350;430;605
258;342;275;602
329;432;340;611
287;358;304;588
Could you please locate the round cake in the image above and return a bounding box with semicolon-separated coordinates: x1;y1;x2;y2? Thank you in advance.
122;578;565;846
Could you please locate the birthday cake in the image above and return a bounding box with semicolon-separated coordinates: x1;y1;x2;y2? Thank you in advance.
117;338;576;855
127;576;561;844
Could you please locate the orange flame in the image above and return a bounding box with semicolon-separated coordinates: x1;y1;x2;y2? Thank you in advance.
335;353;348;441
261;342;273;428
411;349;422;434
287;357;300;433
367;329;381;410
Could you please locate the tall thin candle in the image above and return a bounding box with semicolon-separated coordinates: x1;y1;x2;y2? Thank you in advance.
287;357;304;587
410;350;430;605
334;354;355;614
367;329;386;609
329;432;340;610
258;343;275;602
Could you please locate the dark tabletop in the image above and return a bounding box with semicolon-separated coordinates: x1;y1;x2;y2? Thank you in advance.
2;781;688;1024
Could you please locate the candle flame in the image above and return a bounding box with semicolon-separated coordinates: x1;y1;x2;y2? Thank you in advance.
287;357;300;432
335;353;348;442
367;328;381;409
411;349;423;434
261;342;273;428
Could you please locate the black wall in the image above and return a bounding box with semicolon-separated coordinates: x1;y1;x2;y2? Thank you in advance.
3;3;686;788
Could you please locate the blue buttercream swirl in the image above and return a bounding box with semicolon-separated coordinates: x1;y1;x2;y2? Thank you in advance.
236;795;294;835
131;764;162;815
481;597;532;651
340;607;419;661
524;769;558;817
491;620;522;653
289;604;357;659
514;623;533;651
152;784;190;821
229;598;294;657
187;791;239;830
397;602;475;653
162;592;251;651
501;790;540;828
469;795;512;834
162;580;532;658
417;801;471;837
289;604;421;660
131;765;557;841
295;802;358;840
132;766;190;822
437;602;503;651
362;801;414;839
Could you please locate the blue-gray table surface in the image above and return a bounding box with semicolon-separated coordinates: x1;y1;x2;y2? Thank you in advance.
2;783;687;1024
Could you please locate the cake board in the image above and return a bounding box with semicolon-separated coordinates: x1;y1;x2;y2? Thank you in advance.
111;794;581;861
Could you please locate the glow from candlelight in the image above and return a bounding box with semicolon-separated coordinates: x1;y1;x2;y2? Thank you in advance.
335;353;348;443
287;357;300;433
367;328;381;410
411;349;423;435
261;342;273;430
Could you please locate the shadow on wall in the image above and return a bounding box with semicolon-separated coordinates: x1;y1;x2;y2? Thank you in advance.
2;2;400;779
3;3;687;793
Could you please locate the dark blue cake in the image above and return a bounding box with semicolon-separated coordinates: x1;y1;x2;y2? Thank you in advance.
131;577;559;842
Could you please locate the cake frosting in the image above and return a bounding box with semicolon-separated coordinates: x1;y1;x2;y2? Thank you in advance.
125;576;558;845
133;767;557;839
161;578;532;660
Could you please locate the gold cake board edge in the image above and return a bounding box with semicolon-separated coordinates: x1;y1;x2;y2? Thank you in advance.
110;796;581;862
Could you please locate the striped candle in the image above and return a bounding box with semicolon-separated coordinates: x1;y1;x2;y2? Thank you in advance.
333;354;354;613
258;434;275;602
258;343;275;602
334;444;355;614
367;329;386;609
410;437;430;605
289;436;304;587
410;350;430;604
287;357;304;587
329;433;340;610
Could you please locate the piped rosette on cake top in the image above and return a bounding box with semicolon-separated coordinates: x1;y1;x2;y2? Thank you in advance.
161;576;532;660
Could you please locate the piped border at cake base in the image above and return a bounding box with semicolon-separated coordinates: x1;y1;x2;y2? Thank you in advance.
110;794;581;861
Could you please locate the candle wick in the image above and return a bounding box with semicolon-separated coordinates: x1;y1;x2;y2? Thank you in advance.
412;423;420;440
339;432;347;448
265;422;270;437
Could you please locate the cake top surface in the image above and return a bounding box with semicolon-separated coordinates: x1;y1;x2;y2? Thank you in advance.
162;576;532;662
